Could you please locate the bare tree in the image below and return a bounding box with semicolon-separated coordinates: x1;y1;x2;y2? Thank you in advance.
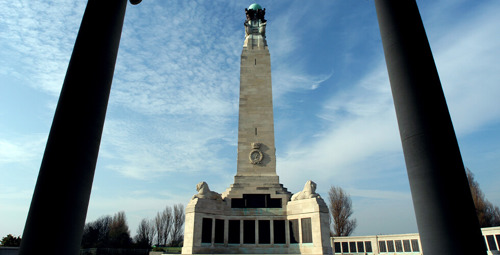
466;168;500;227
82;215;112;248
147;218;157;247
328;185;357;236
135;218;156;248
170;204;185;246
108;211;132;248
162;206;173;246
154;211;165;246
155;205;173;246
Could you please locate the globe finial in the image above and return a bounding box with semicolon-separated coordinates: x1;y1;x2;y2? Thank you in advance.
248;3;262;10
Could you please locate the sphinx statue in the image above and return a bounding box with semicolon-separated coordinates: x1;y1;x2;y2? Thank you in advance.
191;181;222;201
291;180;321;201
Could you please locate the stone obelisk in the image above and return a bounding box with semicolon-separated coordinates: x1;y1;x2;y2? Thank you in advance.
234;4;279;187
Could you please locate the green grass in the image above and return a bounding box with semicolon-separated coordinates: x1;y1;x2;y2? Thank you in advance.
151;247;182;254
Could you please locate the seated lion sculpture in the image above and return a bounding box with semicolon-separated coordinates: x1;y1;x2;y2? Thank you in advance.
291;180;321;201
191;181;222;201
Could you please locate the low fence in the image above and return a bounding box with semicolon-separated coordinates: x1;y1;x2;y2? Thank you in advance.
80;248;149;255
0;247;19;255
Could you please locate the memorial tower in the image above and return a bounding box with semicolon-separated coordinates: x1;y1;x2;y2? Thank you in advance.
182;4;332;255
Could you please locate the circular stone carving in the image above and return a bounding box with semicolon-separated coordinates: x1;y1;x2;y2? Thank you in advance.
249;149;263;164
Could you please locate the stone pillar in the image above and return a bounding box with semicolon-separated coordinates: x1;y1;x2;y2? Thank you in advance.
270;219;275;245
224;219;229;245
285;219;290;245
374;0;486;254
240;220;244;245
19;1;139;255
211;217;216;246
255;219;259;244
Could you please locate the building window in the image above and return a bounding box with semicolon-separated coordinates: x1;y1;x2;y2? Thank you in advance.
228;220;240;244
411;239;420;252
244;220;255;244
289;220;299;244
259;220;270;244
334;242;341;253
487;235;498;250
403;240;411;252
395;240;403;252
379;241;387;252
301;218;313;243
349;242;356;253
231;194;282;208
201;218;212;243
273;220;286;244
365;241;373;252
214;219;224;244
342;242;349;253
387;240;395;252
356;241;364;252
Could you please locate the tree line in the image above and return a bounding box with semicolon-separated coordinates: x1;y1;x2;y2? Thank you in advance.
0;234;21;247
327;168;500;237
81;204;185;249
466;168;500;227
2;168;498;247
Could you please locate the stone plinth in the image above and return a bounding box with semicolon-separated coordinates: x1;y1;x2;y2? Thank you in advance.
182;196;332;255
286;198;332;255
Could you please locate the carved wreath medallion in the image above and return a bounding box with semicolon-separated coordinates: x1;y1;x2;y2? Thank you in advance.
249;142;263;164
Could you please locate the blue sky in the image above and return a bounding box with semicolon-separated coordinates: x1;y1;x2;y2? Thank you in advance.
1;0;500;239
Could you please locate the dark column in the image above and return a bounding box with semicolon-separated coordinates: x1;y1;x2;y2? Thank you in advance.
19;1;139;254
374;0;486;254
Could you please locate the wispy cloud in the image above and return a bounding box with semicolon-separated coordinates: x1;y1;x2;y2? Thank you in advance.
100;1;341;180
93;1;246;179
350;188;411;201
276;0;500;236
431;1;500;135
0;1;86;96
100;117;235;180
277;64;403;193
0;135;46;165
113;1;243;115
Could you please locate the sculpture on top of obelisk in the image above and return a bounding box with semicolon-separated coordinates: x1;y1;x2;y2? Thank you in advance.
244;3;267;49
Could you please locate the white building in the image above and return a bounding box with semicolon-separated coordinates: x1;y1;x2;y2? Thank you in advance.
331;226;500;254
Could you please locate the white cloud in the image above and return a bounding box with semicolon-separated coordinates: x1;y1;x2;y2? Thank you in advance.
273;68;333;100
279;0;500;188
0;136;46;165
350;188;411;201
100;115;235;180
0;1;86;96
277;64;402;192
278;0;500;235
432;1;500;135
112;1;242;117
